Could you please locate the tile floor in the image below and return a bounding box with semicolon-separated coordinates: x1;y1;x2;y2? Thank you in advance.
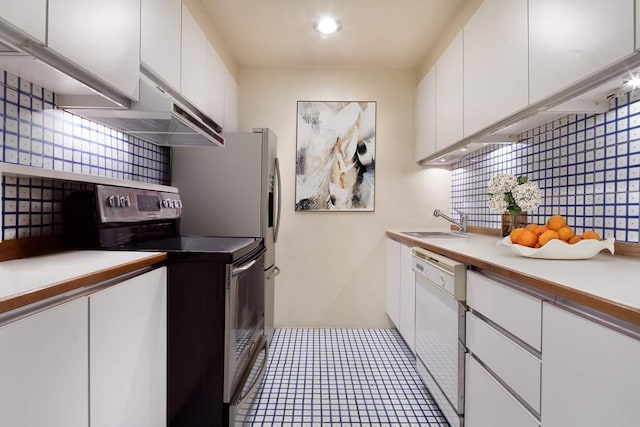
244;328;449;426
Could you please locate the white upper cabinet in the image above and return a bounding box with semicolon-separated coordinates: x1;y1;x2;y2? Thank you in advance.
206;42;226;127
415;65;436;162
435;32;464;152
141;0;182;92
529;0;635;104
0;0;47;43
636;0;640;50
48;0;141;101
224;66;239;132
464;0;528;137
181;4;208;113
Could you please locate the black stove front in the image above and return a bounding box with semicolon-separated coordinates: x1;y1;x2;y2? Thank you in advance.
63;184;269;426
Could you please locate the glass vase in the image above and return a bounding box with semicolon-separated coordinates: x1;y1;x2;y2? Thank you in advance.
502;211;527;237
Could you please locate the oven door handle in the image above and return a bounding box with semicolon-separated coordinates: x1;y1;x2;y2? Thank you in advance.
233;259;258;276
232;246;267;276
230;338;269;408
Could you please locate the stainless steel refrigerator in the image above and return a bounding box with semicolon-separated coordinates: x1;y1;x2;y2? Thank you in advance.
171;128;281;342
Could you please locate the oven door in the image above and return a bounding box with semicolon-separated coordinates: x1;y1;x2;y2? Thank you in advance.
224;246;266;403
228;335;269;426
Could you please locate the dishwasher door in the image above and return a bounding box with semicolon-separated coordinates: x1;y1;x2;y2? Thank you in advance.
413;248;466;426
415;274;465;411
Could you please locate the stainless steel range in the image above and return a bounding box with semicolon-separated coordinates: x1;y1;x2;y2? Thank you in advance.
63;184;268;426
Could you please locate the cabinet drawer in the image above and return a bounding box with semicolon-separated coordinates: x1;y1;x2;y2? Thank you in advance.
465;354;540;427
467;271;542;351
466;312;541;413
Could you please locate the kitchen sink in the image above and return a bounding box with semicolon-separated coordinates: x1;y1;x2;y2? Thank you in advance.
402;231;469;238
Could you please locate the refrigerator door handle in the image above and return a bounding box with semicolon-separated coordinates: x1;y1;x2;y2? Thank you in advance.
274;157;282;243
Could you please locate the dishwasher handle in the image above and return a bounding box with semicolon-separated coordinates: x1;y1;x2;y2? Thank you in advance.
413;254;467;301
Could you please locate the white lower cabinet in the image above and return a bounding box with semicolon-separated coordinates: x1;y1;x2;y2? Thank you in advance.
398;244;415;351
541;302;640;427
0;266;167;427
465;354;540;427
0;297;88;427
466;312;541;412
385;238;415;351
465;271;542;426
385;238;401;328
89;267;167;427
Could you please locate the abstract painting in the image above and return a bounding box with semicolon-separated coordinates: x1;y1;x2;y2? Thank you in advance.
295;101;376;211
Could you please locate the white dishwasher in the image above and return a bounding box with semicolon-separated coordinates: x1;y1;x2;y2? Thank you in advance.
412;247;467;427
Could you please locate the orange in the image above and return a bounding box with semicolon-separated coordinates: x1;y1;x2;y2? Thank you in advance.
533;225;549;236
582;230;601;240
534;242;542;248
525;223;538;232
516;230;538;248
557;226;574;241
547;214;566;231
568;235;583;244
539;230;560;246
509;227;526;244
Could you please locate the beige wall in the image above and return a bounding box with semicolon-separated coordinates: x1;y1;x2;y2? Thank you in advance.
238;68;451;328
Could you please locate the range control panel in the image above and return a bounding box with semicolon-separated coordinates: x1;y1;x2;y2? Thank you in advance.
97;185;182;223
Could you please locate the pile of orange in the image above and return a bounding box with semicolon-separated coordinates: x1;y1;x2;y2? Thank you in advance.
509;215;601;248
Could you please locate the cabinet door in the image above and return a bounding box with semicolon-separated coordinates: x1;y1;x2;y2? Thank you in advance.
0;298;88;427
399;244;415;351
386;238;401;327
141;0;182;92
224;65;239;132
181;4;208;113
415;65;436;162
637;0;640;50
89;267;167;427
465;354;539;427
435;32;463;152
48;0;141;101
0;0;47;43
542;303;640;427
464;0;528;137
529;0;635;104
206;42;226;127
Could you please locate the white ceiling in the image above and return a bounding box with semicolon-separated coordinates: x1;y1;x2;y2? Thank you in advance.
201;0;469;69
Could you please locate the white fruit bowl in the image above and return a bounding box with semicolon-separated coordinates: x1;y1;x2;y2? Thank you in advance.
501;236;616;259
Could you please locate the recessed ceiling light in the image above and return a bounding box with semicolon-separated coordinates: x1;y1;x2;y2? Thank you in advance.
313;17;342;34
461;147;467;152
624;73;640;89
440;158;447;162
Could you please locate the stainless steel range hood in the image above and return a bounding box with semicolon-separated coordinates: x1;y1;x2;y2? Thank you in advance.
66;76;225;147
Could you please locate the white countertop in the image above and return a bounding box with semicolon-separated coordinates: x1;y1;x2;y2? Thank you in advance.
0;251;165;303
387;230;640;323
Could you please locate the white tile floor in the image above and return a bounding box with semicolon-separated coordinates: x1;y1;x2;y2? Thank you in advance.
244;328;449;426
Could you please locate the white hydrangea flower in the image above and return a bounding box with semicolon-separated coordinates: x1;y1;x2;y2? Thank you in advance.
487;173;517;195
488;195;508;213
512;181;542;211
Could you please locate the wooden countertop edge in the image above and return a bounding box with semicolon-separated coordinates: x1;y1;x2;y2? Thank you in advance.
387;231;640;326
0;252;167;315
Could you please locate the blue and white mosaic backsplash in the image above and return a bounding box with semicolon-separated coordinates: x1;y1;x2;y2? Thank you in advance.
452;91;640;243
0;69;171;240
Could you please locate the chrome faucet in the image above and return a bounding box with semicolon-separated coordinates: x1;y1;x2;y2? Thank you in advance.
433;208;468;233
